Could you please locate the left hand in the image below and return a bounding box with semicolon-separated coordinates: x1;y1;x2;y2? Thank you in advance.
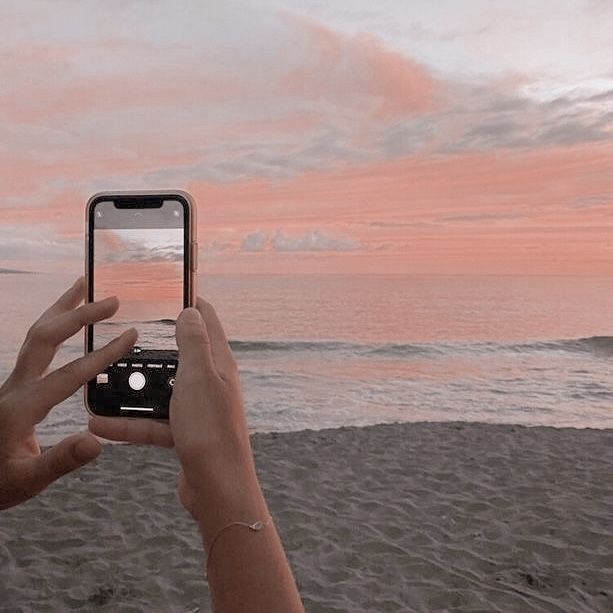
0;277;137;510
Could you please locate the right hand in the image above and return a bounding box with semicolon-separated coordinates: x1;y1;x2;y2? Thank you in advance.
89;299;266;538
170;299;264;531
91;301;304;612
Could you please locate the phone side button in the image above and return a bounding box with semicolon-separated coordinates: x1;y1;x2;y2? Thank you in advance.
191;241;198;272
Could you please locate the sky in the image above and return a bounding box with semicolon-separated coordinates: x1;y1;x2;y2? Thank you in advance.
1;0;612;274
95;227;184;320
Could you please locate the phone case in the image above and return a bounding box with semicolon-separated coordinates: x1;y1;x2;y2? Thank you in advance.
83;190;198;418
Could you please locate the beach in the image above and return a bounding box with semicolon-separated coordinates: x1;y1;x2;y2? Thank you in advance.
1;421;612;612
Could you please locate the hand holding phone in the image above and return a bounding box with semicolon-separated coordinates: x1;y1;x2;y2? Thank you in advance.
88;297;259;529
85;191;197;419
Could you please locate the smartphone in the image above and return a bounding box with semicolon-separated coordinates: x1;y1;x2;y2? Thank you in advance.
85;191;197;419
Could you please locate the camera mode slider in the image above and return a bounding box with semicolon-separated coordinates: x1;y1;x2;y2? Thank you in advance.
114;362;176;369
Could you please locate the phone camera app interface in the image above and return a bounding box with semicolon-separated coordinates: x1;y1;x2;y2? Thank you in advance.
91;199;185;416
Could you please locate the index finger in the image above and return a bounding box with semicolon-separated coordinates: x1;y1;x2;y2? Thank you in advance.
24;328;137;425
12;296;119;383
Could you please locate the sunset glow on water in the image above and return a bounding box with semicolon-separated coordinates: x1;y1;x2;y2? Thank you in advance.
2;272;613;445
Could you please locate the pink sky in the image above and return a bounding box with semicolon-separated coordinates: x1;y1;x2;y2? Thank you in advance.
1;2;612;274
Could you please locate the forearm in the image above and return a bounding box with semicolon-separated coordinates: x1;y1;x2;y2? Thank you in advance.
190;458;304;613
202;515;304;613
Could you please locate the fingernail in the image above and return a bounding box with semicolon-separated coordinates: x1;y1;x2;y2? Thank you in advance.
114;327;137;344
180;308;202;323
99;295;118;304
122;327;138;339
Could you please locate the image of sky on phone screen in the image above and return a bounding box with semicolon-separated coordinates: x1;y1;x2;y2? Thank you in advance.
92;200;185;357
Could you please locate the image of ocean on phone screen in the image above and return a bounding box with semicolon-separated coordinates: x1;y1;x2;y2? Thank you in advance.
2;272;613;445
94;319;177;351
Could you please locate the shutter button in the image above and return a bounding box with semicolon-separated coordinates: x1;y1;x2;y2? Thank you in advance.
128;371;146;391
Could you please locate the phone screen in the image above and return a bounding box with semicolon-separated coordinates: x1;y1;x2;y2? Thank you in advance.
87;196;191;417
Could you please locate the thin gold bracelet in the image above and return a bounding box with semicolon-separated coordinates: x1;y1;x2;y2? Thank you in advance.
205;517;272;580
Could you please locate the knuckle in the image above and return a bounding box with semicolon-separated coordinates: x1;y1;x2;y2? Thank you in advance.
220;365;238;385
99;340;124;363
46;451;65;477
25;321;39;341
184;320;206;336
177;369;207;389
12;465;41;501
46;445;78;479
74;304;91;326
27;322;50;343
60;362;85;390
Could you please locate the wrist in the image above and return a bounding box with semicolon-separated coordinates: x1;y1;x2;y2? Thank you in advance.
195;475;270;548
181;448;269;547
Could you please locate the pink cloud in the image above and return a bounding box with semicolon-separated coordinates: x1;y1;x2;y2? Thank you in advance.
1;8;611;276
3;72;244;124
3;141;612;275
188;142;613;274
239;229;361;252
279;16;438;119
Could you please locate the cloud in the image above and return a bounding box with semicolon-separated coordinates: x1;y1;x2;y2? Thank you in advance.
438;212;527;224
368;221;416;228
100;244;184;263
431;82;613;155
0;226;82;261
377;119;434;157
567;193;613;209
0;4;444;200
185;141;613;273
1;1;613;275
203;239;234;254
1;1;612;214
186;141;613;228
279;15;438;119
240;229;361;253
91;227;185;264
586;89;613;103
272;229;360;252
241;231;268;252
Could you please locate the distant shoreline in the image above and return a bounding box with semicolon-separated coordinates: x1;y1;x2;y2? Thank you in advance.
0;268;36;275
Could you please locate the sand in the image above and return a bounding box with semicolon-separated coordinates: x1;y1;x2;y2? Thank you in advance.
1;421;613;612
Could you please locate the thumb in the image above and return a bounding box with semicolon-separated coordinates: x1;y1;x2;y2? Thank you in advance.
176;307;216;375
31;432;102;491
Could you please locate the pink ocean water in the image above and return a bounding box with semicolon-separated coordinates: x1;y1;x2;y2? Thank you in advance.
2;271;613;442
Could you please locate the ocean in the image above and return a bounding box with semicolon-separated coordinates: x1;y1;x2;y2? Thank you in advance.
2;272;613;444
